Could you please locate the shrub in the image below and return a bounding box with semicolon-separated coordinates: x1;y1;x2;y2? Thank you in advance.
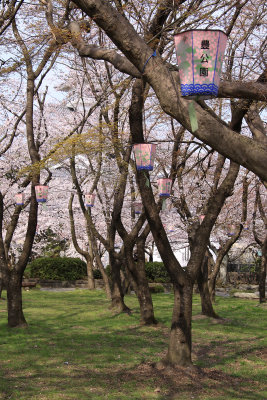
93;269;102;279
149;283;165;293
28;257;87;280
145;262;170;283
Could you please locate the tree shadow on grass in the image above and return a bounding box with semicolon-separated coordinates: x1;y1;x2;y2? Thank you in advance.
1;358;266;400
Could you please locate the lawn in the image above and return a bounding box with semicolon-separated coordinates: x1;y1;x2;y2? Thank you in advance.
0;289;266;400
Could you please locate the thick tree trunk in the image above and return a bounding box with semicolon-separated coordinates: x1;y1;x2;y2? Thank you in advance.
126;257;157;325
109;255;130;313
197;256;219;318
0;269;3;298
259;237;267;303
0;279;3;299
86;259;95;290
100;267;112;300
136;279;157;325
6;270;27;328
166;282;193;366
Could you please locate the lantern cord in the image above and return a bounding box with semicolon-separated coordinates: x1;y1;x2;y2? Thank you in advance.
162;198;166;210
142;50;157;73
188;101;198;132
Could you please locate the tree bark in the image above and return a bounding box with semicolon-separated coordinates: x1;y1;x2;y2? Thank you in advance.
124;248;157;325
197;256;219;318
4;269;27;328
94;252;111;299
166;282;193;366
86;259;95;290
109;253;131;313
259;236;267;303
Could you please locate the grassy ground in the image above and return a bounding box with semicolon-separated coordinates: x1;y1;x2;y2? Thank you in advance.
0;289;266;400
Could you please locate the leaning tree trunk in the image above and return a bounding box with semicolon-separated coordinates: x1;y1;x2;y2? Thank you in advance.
197;257;219;319
125;255;157;325
109;254;131;313
95;255;111;300
166;282;193;366
259;236;267;303
5;268;27;328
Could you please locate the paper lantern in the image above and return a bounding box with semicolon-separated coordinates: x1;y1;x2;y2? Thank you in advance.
15;193;25;206
174;29;227;99
243;221;249;230
157;178;172;197
35;185;48;203
199;215;205;223
133;144;157;171
227;224;237;236
133;202;142;214
168;224;175;233
85;193;96;207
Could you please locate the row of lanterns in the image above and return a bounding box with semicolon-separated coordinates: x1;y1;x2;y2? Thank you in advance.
15;185;49;205
15;186;96;207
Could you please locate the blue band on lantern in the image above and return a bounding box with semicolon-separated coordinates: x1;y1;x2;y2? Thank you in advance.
181;83;218;97
136;165;153;171
37;199;47;203
86;205;93;207
142;50;157;73
159;193;170;197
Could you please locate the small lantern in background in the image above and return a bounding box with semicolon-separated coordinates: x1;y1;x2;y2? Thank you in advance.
199;215;205;223
168;224;175;233
174;29;227;99
15;192;25;206
243;221;249;230
133;202;142;215
35;185;48;203
133;144;157;171
227;224;237;236
85;193;96;207
157;178;172;197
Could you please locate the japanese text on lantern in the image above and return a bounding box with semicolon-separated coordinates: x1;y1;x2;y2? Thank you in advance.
200;39;210;77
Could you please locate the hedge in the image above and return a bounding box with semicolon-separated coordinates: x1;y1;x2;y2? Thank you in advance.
28;257;87;280
145;262;170;283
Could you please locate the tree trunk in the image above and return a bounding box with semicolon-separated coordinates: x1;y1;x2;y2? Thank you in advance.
136;277;157;325
100;267;112;300
126;257;157;325
0;268;3;299
259;236;267;303
86;259;95;290
109;254;131;313
197;256;219;318
166;282;193;366
6;269;27;328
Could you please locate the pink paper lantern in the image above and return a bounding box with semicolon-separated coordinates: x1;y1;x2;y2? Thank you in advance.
133;202;142;214
35;185;48;203
174;29;227;99
199;215;205;223
227;224;237;236
15;192;25;205
168;224;175;233
157;178;172;197
133;144;157;171
243;221;249;230
85;193;96;207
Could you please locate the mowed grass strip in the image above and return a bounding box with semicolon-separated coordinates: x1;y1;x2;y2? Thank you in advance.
0;289;266;400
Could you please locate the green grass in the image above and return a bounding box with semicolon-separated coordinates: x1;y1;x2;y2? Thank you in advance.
0;289;266;400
